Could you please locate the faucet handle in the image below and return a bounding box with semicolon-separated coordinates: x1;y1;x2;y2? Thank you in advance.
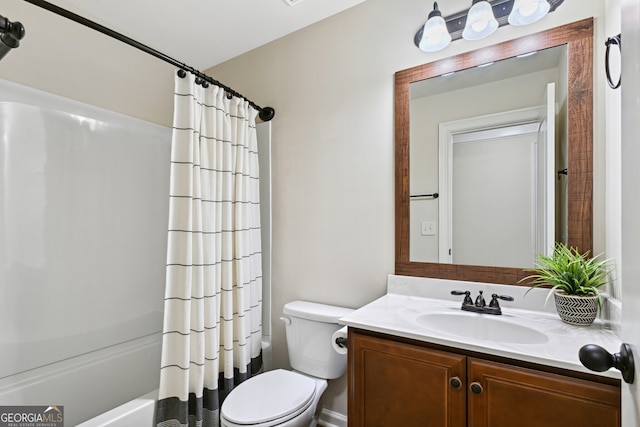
451;290;473;306
475;290;486;307
489;294;514;308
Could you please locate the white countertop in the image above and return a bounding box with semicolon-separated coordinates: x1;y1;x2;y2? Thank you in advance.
339;275;622;380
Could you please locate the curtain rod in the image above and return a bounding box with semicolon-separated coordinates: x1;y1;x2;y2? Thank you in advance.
22;0;276;121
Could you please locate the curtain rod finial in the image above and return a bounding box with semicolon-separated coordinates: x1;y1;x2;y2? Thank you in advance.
259;107;275;122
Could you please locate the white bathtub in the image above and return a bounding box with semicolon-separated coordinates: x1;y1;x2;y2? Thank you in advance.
75;339;272;427
77;390;158;427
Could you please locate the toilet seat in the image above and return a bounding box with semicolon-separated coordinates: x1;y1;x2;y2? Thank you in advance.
220;369;317;427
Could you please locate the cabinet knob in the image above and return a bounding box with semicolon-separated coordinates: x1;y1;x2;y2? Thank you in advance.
470;382;483;394
449;376;462;389
579;343;635;384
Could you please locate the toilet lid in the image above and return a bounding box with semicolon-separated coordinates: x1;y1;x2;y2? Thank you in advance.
221;369;316;426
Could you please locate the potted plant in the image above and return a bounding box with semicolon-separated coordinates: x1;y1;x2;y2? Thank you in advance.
523;243;613;326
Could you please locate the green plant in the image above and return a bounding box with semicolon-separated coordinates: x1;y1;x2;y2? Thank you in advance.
522;242;612;308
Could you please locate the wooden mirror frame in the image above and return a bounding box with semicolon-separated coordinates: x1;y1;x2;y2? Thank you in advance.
395;19;593;285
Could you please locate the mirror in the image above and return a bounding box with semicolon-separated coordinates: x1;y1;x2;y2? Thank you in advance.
410;45;567;268
395;19;593;285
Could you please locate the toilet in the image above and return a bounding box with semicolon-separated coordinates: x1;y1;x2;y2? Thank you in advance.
220;301;354;427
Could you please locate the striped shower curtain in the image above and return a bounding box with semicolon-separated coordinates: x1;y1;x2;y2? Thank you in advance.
156;72;263;427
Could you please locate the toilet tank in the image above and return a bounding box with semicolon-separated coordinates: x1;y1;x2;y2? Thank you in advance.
282;301;354;379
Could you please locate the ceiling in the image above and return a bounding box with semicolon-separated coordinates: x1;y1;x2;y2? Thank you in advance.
51;0;368;70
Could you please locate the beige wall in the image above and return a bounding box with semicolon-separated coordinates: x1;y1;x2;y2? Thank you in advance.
208;0;609;417
0;0;175;126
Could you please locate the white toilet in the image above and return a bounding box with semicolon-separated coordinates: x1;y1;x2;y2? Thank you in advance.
220;301;354;427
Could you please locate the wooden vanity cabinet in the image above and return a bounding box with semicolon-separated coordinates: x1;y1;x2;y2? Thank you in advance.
348;330;466;427
348;329;621;427
468;358;620;427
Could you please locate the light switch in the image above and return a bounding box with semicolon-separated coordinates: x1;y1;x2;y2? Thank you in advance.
421;221;436;236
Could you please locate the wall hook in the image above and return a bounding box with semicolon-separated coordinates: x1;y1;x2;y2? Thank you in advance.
557;168;568;179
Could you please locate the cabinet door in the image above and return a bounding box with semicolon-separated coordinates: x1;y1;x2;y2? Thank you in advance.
467;358;621;427
349;331;466;427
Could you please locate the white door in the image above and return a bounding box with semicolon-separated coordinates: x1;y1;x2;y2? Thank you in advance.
621;0;640;423
451;129;537;268
439;101;554;268
536;83;555;257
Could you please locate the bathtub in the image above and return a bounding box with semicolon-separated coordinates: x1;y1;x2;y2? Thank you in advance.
75;339;272;427
77;390;158;427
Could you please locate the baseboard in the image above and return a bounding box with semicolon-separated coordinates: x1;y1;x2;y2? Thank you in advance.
318;408;347;427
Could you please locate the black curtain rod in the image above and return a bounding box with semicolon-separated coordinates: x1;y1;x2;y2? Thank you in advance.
0;13;26;61
22;0;275;121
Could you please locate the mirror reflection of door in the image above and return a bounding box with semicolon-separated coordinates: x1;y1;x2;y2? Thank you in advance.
450;123;540;268
445;83;555;268
409;46;567;268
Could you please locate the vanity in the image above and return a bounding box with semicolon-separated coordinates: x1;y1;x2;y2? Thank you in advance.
340;276;621;427
347;16;622;427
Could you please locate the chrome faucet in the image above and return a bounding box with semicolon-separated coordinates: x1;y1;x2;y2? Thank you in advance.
451;290;514;315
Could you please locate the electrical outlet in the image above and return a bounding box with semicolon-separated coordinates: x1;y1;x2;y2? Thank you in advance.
421;221;436;236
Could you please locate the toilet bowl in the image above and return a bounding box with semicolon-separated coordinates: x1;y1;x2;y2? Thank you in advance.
220;301;353;427
220;369;327;427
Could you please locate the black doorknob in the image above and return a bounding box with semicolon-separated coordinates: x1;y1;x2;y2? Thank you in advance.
579;343;635;384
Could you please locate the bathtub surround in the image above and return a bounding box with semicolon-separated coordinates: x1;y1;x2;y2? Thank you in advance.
0;78;170;426
157;73;263;427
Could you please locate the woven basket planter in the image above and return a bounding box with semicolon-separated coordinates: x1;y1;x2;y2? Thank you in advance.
553;291;599;326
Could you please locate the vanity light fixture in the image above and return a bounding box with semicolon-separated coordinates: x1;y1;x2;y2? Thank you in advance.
414;0;564;53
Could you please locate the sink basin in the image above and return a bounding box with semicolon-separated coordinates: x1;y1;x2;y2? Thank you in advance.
415;312;549;344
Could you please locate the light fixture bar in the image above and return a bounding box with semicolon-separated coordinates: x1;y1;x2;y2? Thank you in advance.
414;0;564;48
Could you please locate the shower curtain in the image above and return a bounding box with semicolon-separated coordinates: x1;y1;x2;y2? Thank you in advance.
156;72;263;427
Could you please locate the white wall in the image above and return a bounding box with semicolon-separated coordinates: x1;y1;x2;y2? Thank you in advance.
604;0;622;312
208;0;609;418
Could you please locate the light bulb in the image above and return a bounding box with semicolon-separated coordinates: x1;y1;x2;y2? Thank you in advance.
508;0;550;26
418;2;451;52
520;2;539;17
462;1;498;41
